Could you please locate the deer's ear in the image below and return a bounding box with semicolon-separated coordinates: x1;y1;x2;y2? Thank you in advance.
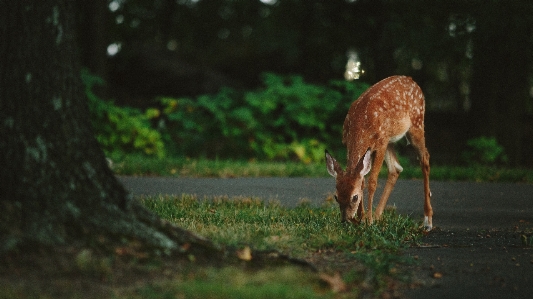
325;150;340;178
355;149;372;177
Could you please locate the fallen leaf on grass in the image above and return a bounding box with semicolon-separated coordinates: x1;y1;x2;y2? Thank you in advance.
433;272;443;279
236;246;252;261
320;272;347;293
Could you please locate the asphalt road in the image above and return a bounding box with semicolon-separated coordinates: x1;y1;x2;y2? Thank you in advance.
119;176;533;298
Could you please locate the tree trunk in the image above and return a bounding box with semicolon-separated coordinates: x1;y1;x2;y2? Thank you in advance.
0;0;219;258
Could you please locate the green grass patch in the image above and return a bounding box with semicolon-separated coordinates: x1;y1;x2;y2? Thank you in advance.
129;266;325;299
142;195;421;254
399;164;533;183
112;155;326;177
135;194;423;297
113;155;533;183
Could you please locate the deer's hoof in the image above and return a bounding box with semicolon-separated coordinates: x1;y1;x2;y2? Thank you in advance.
423;216;433;231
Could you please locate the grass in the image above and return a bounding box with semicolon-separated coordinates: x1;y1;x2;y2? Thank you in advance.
112;155;326;177
112;155;533;183
77;154;531;298
130;267;326;299
1;192;422;299
142;195;421;253
130;194;424;298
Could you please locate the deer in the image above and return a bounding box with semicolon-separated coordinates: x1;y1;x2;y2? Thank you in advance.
325;75;433;231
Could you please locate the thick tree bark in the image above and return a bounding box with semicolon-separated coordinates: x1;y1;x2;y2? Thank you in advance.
0;0;219;258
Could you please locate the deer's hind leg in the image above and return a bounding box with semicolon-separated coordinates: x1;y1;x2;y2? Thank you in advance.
375;144;403;219
407;127;433;231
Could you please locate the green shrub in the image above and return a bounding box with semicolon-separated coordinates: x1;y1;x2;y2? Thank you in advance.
158;88;252;159
461;136;507;166
157;73;368;162
82;69;165;159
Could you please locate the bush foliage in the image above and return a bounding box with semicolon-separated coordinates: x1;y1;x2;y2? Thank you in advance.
84;70;369;162
461;136;507;166
83;69;165;159
157;73;369;162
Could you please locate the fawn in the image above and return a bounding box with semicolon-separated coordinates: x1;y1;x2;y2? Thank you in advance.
325;76;433;231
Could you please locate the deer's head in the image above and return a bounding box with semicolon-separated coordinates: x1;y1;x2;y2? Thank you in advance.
325;149;372;223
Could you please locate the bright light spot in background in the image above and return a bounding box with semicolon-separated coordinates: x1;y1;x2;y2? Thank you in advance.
167;39;178;51
260;0;277;5
466;23;475;33
108;0;122;12
448;22;457;36
447;14;476;37
107;43;122;56
115;15;124;24
344;50;364;80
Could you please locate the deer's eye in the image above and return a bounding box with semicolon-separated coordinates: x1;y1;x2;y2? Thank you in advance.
351;195;358;202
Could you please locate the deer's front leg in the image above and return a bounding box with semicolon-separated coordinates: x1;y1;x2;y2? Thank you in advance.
365;148;386;224
356;178;365;220
375;145;403;219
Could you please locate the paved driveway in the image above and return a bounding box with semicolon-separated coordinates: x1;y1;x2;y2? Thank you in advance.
119;176;533;298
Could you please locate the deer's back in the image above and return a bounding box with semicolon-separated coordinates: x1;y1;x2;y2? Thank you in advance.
342;76;425;162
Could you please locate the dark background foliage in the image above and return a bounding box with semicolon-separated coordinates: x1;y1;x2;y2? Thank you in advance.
76;0;533;166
